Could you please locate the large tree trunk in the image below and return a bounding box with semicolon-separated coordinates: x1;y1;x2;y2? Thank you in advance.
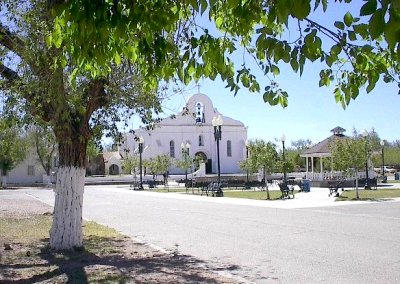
50;138;87;250
1;168;8;188
1;174;7;189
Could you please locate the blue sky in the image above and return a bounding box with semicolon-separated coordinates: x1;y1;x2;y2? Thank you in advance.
132;1;400;146
156;69;398;145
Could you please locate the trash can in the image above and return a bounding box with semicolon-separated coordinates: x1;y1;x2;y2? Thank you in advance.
395;172;400;180
148;180;155;188
302;179;311;192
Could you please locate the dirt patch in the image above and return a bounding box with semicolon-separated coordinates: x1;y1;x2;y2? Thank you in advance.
0;195;241;283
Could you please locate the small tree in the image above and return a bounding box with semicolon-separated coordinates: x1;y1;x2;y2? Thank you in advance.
122;156;139;176
330;137;367;199
175;157;192;186
239;158;255;183
246;140;278;200
154;154;173;186
30;125;57;177
0;120;28;188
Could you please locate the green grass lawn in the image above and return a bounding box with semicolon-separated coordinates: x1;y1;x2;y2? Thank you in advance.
152;187;188;193
149;187;296;200
337;188;400;201
222;189;295;200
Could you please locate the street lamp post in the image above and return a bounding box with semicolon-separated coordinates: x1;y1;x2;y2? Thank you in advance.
212;115;223;197
245;140;249;184
362;130;370;190
181;142;191;191
380;140;385;181
281;134;287;185
138;136;144;190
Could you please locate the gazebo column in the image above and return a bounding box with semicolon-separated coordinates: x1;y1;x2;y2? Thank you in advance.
306;157;309;178
320;158;323;180
311;157;314;179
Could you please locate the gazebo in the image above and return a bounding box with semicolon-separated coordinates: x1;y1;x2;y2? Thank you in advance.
301;127;348;182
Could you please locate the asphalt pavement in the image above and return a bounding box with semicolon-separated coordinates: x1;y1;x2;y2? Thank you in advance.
3;185;400;283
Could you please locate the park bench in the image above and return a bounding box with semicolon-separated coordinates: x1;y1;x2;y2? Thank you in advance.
278;183;294;199
328;180;343;197
369;178;378;190
201;182;223;197
378;176;387;183
130;181;144;190
297;180;306;192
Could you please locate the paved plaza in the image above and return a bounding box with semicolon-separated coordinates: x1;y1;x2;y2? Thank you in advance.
2;184;400;283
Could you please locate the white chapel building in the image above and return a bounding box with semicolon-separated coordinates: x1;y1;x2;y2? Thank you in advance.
120;93;248;175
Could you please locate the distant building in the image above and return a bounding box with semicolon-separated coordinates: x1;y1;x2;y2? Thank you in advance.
119;93;248;175
301;126;348;180
1;149;57;185
103;151;122;175
301;126;374;181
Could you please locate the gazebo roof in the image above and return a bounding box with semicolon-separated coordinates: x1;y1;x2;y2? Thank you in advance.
330;126;346;135
301;127;348;157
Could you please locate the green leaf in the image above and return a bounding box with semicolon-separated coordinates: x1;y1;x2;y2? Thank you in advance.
291;0;311;20
348;30;357;41
278;93;288;108
360;0;377;16
353;24;369;39
200;0;208;14
299;54;306;76
384;17;400;50
241;74;250;87
366;71;379;93
322;0;328;11
369;9;385;39
366;80;376;93
331;44;342;55
290;58;299;72
334;21;345;30
326;55;333;67
215;17;223;28
271;65;280;76
114;52;121;65
344;12;353;27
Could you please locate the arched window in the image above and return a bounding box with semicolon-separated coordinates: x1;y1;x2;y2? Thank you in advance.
170;140;175;158
227;140;232;157
198;135;204;146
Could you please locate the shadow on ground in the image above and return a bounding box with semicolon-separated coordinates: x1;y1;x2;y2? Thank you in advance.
0;235;238;283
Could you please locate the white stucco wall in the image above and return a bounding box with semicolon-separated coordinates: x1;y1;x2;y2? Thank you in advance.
104;156;122;175
3;150;46;184
121;93;248;174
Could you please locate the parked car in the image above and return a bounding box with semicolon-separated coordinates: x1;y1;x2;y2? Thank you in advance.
384;166;397;173
374;166;396;174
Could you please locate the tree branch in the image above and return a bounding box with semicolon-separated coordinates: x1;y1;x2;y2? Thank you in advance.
0;62;19;81
0;23;25;57
81;78;108;139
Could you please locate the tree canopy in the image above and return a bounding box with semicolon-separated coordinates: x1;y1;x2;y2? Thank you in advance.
29;125;57;176
329;131;376;198
47;0;400;107
244;139;278;199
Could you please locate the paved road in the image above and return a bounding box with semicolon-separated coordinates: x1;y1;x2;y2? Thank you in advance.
18;186;400;283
